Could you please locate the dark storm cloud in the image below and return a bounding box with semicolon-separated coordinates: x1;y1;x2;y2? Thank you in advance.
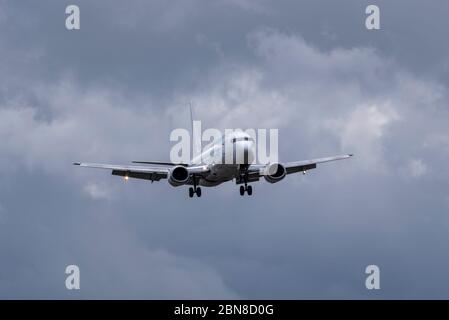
0;0;449;298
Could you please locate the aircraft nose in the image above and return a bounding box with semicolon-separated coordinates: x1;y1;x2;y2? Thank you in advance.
241;140;255;164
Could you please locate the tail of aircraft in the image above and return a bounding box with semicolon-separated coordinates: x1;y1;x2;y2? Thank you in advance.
189;101;194;142
133;102;197;166
189;102;202;165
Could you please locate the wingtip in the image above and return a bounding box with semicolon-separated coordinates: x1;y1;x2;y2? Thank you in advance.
348;154;354;157
73;162;81;166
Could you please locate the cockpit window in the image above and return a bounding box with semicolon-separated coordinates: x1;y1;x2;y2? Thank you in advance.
232;137;252;143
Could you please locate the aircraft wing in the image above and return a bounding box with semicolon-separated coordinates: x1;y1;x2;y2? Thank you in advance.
282;154;353;174
73;162;210;182
73;162;170;181
247;154;353;181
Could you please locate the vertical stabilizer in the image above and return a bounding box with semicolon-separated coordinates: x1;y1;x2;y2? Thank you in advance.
189;102;202;164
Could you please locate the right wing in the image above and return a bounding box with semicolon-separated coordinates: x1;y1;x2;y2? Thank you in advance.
73;162;210;182
73;162;170;181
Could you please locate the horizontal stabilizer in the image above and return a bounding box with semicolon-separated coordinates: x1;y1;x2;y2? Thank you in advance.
132;161;188;167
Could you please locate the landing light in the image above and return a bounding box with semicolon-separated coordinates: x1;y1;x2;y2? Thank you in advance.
124;176;129;181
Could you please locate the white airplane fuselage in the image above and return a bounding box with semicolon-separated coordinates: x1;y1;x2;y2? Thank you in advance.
190;131;255;187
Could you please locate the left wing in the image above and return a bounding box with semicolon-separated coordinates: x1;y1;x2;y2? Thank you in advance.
245;154;353;183
282;154;353;174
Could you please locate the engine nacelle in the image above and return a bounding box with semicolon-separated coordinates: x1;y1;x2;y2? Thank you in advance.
263;163;286;184
168;166;189;186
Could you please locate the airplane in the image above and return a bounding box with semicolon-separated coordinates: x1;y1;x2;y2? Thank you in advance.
74;125;353;198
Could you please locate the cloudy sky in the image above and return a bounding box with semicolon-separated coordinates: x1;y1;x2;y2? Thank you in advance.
0;0;449;299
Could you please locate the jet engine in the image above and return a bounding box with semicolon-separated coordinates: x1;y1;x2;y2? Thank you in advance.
168;166;189;186
263;163;286;184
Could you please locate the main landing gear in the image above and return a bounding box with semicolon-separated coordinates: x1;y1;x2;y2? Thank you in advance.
240;184;252;196
189;177;201;198
189;187;201;197
239;170;253;196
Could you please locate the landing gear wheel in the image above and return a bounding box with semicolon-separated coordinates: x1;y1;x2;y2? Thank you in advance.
189;175;202;198
240;185;245;196
247;185;252;196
